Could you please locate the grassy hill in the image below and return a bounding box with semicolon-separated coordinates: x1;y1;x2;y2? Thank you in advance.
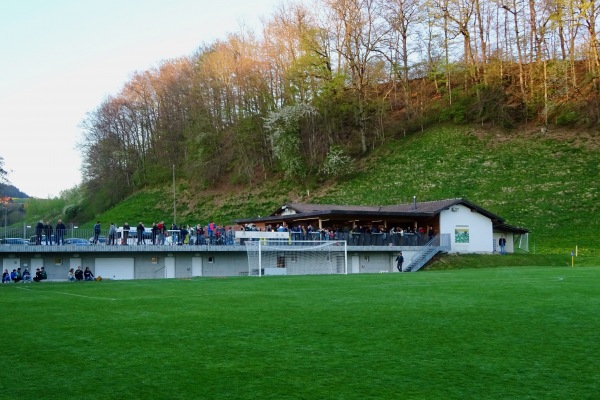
82;125;599;256
316;125;599;255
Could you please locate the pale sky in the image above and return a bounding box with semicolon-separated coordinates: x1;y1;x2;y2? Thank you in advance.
0;0;279;198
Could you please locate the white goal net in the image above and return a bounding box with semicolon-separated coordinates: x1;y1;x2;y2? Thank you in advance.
245;240;348;276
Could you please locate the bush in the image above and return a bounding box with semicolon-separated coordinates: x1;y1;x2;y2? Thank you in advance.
320;146;354;178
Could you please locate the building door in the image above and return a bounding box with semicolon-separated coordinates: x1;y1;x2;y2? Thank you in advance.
70;258;81;271
95;258;134;280
351;255;359;274
165;257;175;279
3;258;20;273
30;258;43;273
192;257;202;277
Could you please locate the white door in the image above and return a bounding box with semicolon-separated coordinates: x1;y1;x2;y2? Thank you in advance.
70;258;81;271
165;257;175;279
30;258;43;272
95;258;134;280
351;255;360;274
3;258;20;272
192;257;202;277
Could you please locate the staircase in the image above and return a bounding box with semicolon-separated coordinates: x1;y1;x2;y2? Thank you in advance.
404;247;439;272
403;234;448;272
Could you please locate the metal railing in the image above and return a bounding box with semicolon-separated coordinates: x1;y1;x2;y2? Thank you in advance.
292;231;434;247
404;233;451;272
2;227;446;249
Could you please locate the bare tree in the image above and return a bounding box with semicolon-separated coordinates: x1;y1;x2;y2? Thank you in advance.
382;0;421;121
324;0;390;153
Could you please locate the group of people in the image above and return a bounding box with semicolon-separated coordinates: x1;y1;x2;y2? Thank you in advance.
45;219;438;248
97;221;235;246
257;223;436;247
67;266;94;282
2;267;42;283
33;219;67;245
2;266;98;283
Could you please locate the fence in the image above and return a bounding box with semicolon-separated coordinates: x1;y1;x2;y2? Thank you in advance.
2;226;439;249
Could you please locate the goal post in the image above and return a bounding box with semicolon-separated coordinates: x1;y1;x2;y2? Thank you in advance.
245;240;348;276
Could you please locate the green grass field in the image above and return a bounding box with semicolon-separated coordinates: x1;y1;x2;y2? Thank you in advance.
2;266;599;399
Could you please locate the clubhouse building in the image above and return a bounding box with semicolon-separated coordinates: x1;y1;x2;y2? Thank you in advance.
1;198;527;280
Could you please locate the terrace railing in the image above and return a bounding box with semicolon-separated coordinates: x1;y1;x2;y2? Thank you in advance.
2;227;447;250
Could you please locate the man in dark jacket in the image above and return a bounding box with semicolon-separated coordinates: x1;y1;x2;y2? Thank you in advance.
396;252;405;272
44;221;53;245
35;220;44;245
34;267;47;282
74;266;84;281
137;222;145;245
93;221;101;244
179;225;188;245
55;219;66;245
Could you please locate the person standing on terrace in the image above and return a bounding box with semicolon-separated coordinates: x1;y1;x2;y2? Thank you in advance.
55;219;66;245
136;222;145;245
108;222;116;245
122;222;130;245
93;221;101;244
35;220;44;245
44;221;53;245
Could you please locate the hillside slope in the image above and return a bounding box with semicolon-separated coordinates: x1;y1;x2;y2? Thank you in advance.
89;125;599;256
316;125;599;255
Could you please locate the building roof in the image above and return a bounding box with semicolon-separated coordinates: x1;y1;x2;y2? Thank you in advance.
234;198;527;233
492;222;529;234
279;198;501;220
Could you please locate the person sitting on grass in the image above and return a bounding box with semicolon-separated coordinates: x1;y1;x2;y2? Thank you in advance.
34;267;48;282
11;268;23;283
2;269;11;283
22;268;32;283
74;266;84;281
10;269;19;283
84;267;94;281
67;268;76;282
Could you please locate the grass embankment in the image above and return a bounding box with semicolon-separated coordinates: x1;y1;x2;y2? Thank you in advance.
318;126;599;256
429;253;600;270
2;267;599;399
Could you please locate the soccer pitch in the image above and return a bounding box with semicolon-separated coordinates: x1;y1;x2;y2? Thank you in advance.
2;266;599;399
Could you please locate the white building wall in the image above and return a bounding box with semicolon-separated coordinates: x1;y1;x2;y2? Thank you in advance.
439;205;494;253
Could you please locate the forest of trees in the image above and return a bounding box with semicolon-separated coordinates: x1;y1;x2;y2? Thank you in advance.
79;0;600;216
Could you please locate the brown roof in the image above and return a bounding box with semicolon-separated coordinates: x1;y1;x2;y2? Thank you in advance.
235;198;506;224
280;198;500;218
234;198;527;233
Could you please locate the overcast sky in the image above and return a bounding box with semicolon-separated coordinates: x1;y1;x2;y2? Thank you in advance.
0;0;278;198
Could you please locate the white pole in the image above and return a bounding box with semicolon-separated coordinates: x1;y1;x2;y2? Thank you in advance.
344;241;348;274
258;241;262;277
576;245;578;257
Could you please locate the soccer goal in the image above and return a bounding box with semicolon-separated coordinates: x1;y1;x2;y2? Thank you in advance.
245;240;348;276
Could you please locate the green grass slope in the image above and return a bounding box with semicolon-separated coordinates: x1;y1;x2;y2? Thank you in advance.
316;126;599;256
88;125;599;256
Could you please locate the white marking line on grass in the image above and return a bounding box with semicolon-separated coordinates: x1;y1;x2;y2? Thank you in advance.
16;286;117;301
